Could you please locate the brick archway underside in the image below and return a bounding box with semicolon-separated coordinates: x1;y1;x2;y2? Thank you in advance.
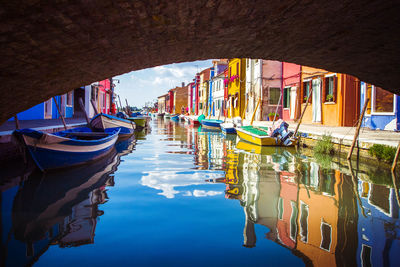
1;1;400;123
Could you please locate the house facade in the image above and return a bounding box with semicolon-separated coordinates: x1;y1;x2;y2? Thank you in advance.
198;68;210;115
282;62;301;121
245;59;262;121
260;60;283;121
300;66;360;126
227;58;246;118
157;94;167;114
173;83;188;114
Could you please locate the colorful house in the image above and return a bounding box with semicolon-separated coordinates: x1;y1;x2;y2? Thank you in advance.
300;66;360;126
187;82;194;114
260;60;283;121
212;71;225;118
227;58;246;118
167;88;175;113
360;82;400;131
282;62;301;121
198;68;211;115
157;94;167;114
245;59;262;121
173;83;188;114
9;90;75;121
208;60;228;116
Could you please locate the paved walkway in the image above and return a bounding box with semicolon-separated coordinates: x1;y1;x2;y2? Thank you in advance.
0;118;87;136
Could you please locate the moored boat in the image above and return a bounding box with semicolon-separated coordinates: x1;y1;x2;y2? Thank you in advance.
90;113;135;137
164;113;172;119
157;113;164;118
200;119;223;130
171;115;180;121
236;125;296;146
13;127;120;171
220;122;236;134
128;116;146;128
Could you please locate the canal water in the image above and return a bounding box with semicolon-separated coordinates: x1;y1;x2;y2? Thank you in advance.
1;118;400;266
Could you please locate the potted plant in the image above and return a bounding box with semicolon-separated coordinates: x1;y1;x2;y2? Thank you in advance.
268;112;279;121
326;94;333;102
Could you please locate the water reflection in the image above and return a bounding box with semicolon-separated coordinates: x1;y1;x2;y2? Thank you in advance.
1;119;400;266
1;138;135;267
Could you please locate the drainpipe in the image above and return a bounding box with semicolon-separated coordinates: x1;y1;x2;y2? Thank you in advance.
281;62;284;119
259;59;263;121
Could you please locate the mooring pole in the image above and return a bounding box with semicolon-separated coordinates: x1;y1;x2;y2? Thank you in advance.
14;115;20;129
78;97;91;125
347;97;369;160
53;97;67;130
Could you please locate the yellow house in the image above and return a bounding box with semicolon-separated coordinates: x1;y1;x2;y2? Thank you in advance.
227;58;246;118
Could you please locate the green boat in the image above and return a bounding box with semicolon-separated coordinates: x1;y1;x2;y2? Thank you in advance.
128;117;146;128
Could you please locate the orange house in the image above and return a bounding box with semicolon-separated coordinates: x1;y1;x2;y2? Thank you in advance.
300;66;360;126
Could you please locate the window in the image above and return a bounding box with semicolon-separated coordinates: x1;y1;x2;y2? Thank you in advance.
67;91;73;106
278;197;284;220
269;87;280;105
365;84;394;114
324;76;336;102
320;222;332;251
283;87;290;108
374;86;394;113
300;203;309;243
303;81;311;103
229;67;232;78
236;62;239;75
290;201;298;241
361;245;372;267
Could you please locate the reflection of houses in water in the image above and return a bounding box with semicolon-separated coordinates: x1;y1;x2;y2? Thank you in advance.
357;181;400;266
207;133;225;170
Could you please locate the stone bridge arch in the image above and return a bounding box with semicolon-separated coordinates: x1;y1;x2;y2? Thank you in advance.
1;0;399;123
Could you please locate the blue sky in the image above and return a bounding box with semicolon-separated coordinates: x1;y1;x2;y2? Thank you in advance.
113;59;213;108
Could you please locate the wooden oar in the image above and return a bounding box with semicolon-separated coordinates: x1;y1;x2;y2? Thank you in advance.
53;96;67;130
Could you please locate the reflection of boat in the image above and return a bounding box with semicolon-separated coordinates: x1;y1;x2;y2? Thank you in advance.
128;116;146;128
236;140;296;155
9;144;129;266
199;126;220;133
171;115;180;121
164;113;172;119
200;119;223;130
90;113;135;136
236;126;297;146
220;122;236;134
157;113;164;118
13;127;120;171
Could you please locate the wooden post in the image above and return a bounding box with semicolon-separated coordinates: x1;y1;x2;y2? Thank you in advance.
125;99;131;116
208;102;214;119
272;92;282;126
250;98;261;126
391;170;400;207
118;95;123;112
392;141;400;172
14;115;20;129
78;98;91;125
347;97;369;160
90;99;99;115
347;159;367;217
241;98;249;120
53;97;67;130
293;87;313;137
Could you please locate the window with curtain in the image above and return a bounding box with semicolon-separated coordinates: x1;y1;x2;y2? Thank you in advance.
269;87;280;105
303;81;311;103
283;87;290;108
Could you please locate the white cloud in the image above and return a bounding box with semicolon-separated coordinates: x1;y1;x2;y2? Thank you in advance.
192;190;223;197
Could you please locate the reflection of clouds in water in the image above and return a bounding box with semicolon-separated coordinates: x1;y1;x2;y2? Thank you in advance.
182;190;223;197
141;170;223;199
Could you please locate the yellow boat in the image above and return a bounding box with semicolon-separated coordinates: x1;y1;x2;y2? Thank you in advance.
236;126;297;147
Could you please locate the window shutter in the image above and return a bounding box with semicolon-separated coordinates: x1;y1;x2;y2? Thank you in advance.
333;76;338;102
322;78;326;103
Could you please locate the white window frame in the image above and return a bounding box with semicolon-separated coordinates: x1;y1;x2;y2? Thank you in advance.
320;220;332;252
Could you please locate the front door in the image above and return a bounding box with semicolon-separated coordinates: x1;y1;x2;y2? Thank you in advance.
312;79;322;122
44;99;52;119
290;87;297;120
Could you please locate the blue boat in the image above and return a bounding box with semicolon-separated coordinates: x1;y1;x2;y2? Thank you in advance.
90;113;135;137
171;115;180;121
200;119;223;130
13;127;120;171
220;122;237;134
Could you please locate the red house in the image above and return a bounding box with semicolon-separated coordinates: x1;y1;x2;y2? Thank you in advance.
282;62;301;121
97;79;112;114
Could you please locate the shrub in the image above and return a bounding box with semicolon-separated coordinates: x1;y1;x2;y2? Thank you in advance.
314;134;334;155
368;144;396;163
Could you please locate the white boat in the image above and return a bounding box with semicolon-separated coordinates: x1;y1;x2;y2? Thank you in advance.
90;113;135;136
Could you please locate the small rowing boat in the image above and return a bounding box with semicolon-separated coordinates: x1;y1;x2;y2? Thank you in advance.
90;113;135;137
13;127;120;171
200;119;223;130
171;115;180;121
220;122;236;134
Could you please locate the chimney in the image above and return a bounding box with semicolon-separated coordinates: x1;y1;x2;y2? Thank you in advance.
182;82;185;87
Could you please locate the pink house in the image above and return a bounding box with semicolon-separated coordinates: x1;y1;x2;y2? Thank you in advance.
282;62;301;121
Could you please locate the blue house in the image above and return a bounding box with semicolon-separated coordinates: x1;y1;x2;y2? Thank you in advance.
360;82;400;131
9;91;75;121
357;180;400;267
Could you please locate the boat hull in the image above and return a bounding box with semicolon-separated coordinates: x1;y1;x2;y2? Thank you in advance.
128;117;146;127
236;128;296;146
90;113;135;137
200;119;223;130
14;128;119;171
